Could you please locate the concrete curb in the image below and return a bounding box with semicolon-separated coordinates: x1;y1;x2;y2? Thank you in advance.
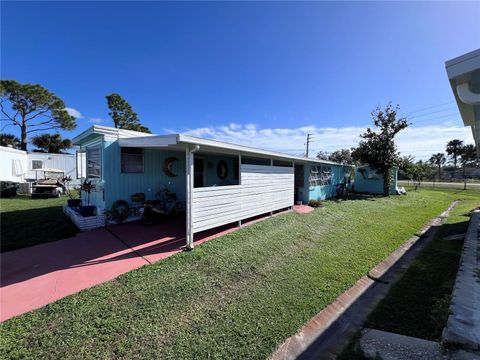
442;210;480;351
270;201;458;360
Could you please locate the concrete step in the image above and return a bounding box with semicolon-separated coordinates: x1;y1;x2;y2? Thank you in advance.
358;328;480;360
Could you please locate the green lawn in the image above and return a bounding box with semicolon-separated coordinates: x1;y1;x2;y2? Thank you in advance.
364;199;477;340
339;192;479;359
0;195;78;252
1;189;479;359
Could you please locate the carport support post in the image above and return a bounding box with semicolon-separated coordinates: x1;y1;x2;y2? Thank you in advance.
186;145;195;250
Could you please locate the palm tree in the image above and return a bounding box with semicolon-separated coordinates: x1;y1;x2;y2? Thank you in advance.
446;139;464;170
30;133;72;153
460;144;477;176
0;133;21;149
429;153;446;180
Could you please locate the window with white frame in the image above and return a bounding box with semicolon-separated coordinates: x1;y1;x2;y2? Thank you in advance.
86;147;101;179
121;147;144;173
76;151;86;179
31;160;43;170
309;165;332;186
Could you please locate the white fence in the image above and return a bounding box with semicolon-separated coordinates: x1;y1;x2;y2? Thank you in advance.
192;164;294;233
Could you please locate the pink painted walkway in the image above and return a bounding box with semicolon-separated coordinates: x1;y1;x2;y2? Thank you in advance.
1;211;289;322
293;204;315;214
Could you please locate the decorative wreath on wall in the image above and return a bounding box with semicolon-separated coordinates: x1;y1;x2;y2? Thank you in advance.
217;160;228;180
163;157;178;177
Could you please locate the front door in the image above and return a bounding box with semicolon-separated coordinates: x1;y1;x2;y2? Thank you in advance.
194;158;205;188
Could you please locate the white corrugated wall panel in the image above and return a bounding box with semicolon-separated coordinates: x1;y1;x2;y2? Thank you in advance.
192;164;294;233
0;147;28;182
26;153;79;184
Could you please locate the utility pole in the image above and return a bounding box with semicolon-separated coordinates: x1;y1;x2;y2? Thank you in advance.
305;133;313;158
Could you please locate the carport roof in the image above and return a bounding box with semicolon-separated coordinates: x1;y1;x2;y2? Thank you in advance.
73;125;349;167
117;133;349;167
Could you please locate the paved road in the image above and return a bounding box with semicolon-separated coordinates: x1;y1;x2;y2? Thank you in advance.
398;180;480;189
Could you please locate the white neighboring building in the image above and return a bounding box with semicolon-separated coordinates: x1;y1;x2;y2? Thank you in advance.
0;146;84;187
0;146;28;183
446;48;480;156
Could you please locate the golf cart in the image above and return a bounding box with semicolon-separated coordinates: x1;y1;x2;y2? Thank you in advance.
31;168;65;198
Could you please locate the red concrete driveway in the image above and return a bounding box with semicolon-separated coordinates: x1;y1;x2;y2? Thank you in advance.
1;228;148;322
1;212;282;322
1;217;196;322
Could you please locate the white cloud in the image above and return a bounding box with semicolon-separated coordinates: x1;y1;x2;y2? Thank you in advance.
89;118;104;124
182;122;474;160
65;107;83;119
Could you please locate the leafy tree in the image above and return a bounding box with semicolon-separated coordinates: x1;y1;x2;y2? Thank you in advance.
328;149;353;164
0;80;76;150
106;93;151;133
409;161;434;189
316;150;330;161
351;145;368;165
0;133;20;149
446;139;464;169
30;133;72;153
354;104;408;196
399;155;415;178
429;153;446;179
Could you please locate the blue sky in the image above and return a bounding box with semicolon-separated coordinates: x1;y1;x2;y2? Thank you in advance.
2;1;479;158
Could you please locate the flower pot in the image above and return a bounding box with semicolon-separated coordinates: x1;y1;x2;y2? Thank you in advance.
67;199;81;208
79;205;96;217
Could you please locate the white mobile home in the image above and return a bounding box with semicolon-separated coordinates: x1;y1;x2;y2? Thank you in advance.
0;146;83;187
0;146;28;183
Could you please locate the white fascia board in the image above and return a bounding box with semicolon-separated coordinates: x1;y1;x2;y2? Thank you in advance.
72;125;155;145
446;49;480;79
72;127;95;145
118;134;179;147
0;146;27;155
72;126;352;167
445;49;480;127
177;134;349;167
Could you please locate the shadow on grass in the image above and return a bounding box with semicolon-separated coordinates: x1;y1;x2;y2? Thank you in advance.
1;206;79;252
364;219;467;341
0;210;280;289
327;193;384;203
297;217;468;359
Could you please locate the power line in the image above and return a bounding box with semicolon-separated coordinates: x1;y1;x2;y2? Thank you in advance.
409;107;458;120
398;101;455;117
409;113;461;125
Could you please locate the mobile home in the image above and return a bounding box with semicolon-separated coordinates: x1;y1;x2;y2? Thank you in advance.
354;165;398;195
72;125;352;249
0;146;82;185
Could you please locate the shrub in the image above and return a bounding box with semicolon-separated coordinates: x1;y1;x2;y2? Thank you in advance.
308;200;324;208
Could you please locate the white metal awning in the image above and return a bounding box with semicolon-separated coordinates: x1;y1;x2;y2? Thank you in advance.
118;133;348;167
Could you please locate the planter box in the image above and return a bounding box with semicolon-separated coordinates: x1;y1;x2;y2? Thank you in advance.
67;199;81;208
63;205;106;231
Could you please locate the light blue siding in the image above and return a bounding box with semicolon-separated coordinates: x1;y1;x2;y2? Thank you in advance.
354;166;398;195
297;163;351;203
103;141;186;209
81;138;242;210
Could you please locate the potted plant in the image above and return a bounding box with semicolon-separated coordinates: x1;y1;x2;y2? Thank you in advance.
61;176;82;208
79;180;96;217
